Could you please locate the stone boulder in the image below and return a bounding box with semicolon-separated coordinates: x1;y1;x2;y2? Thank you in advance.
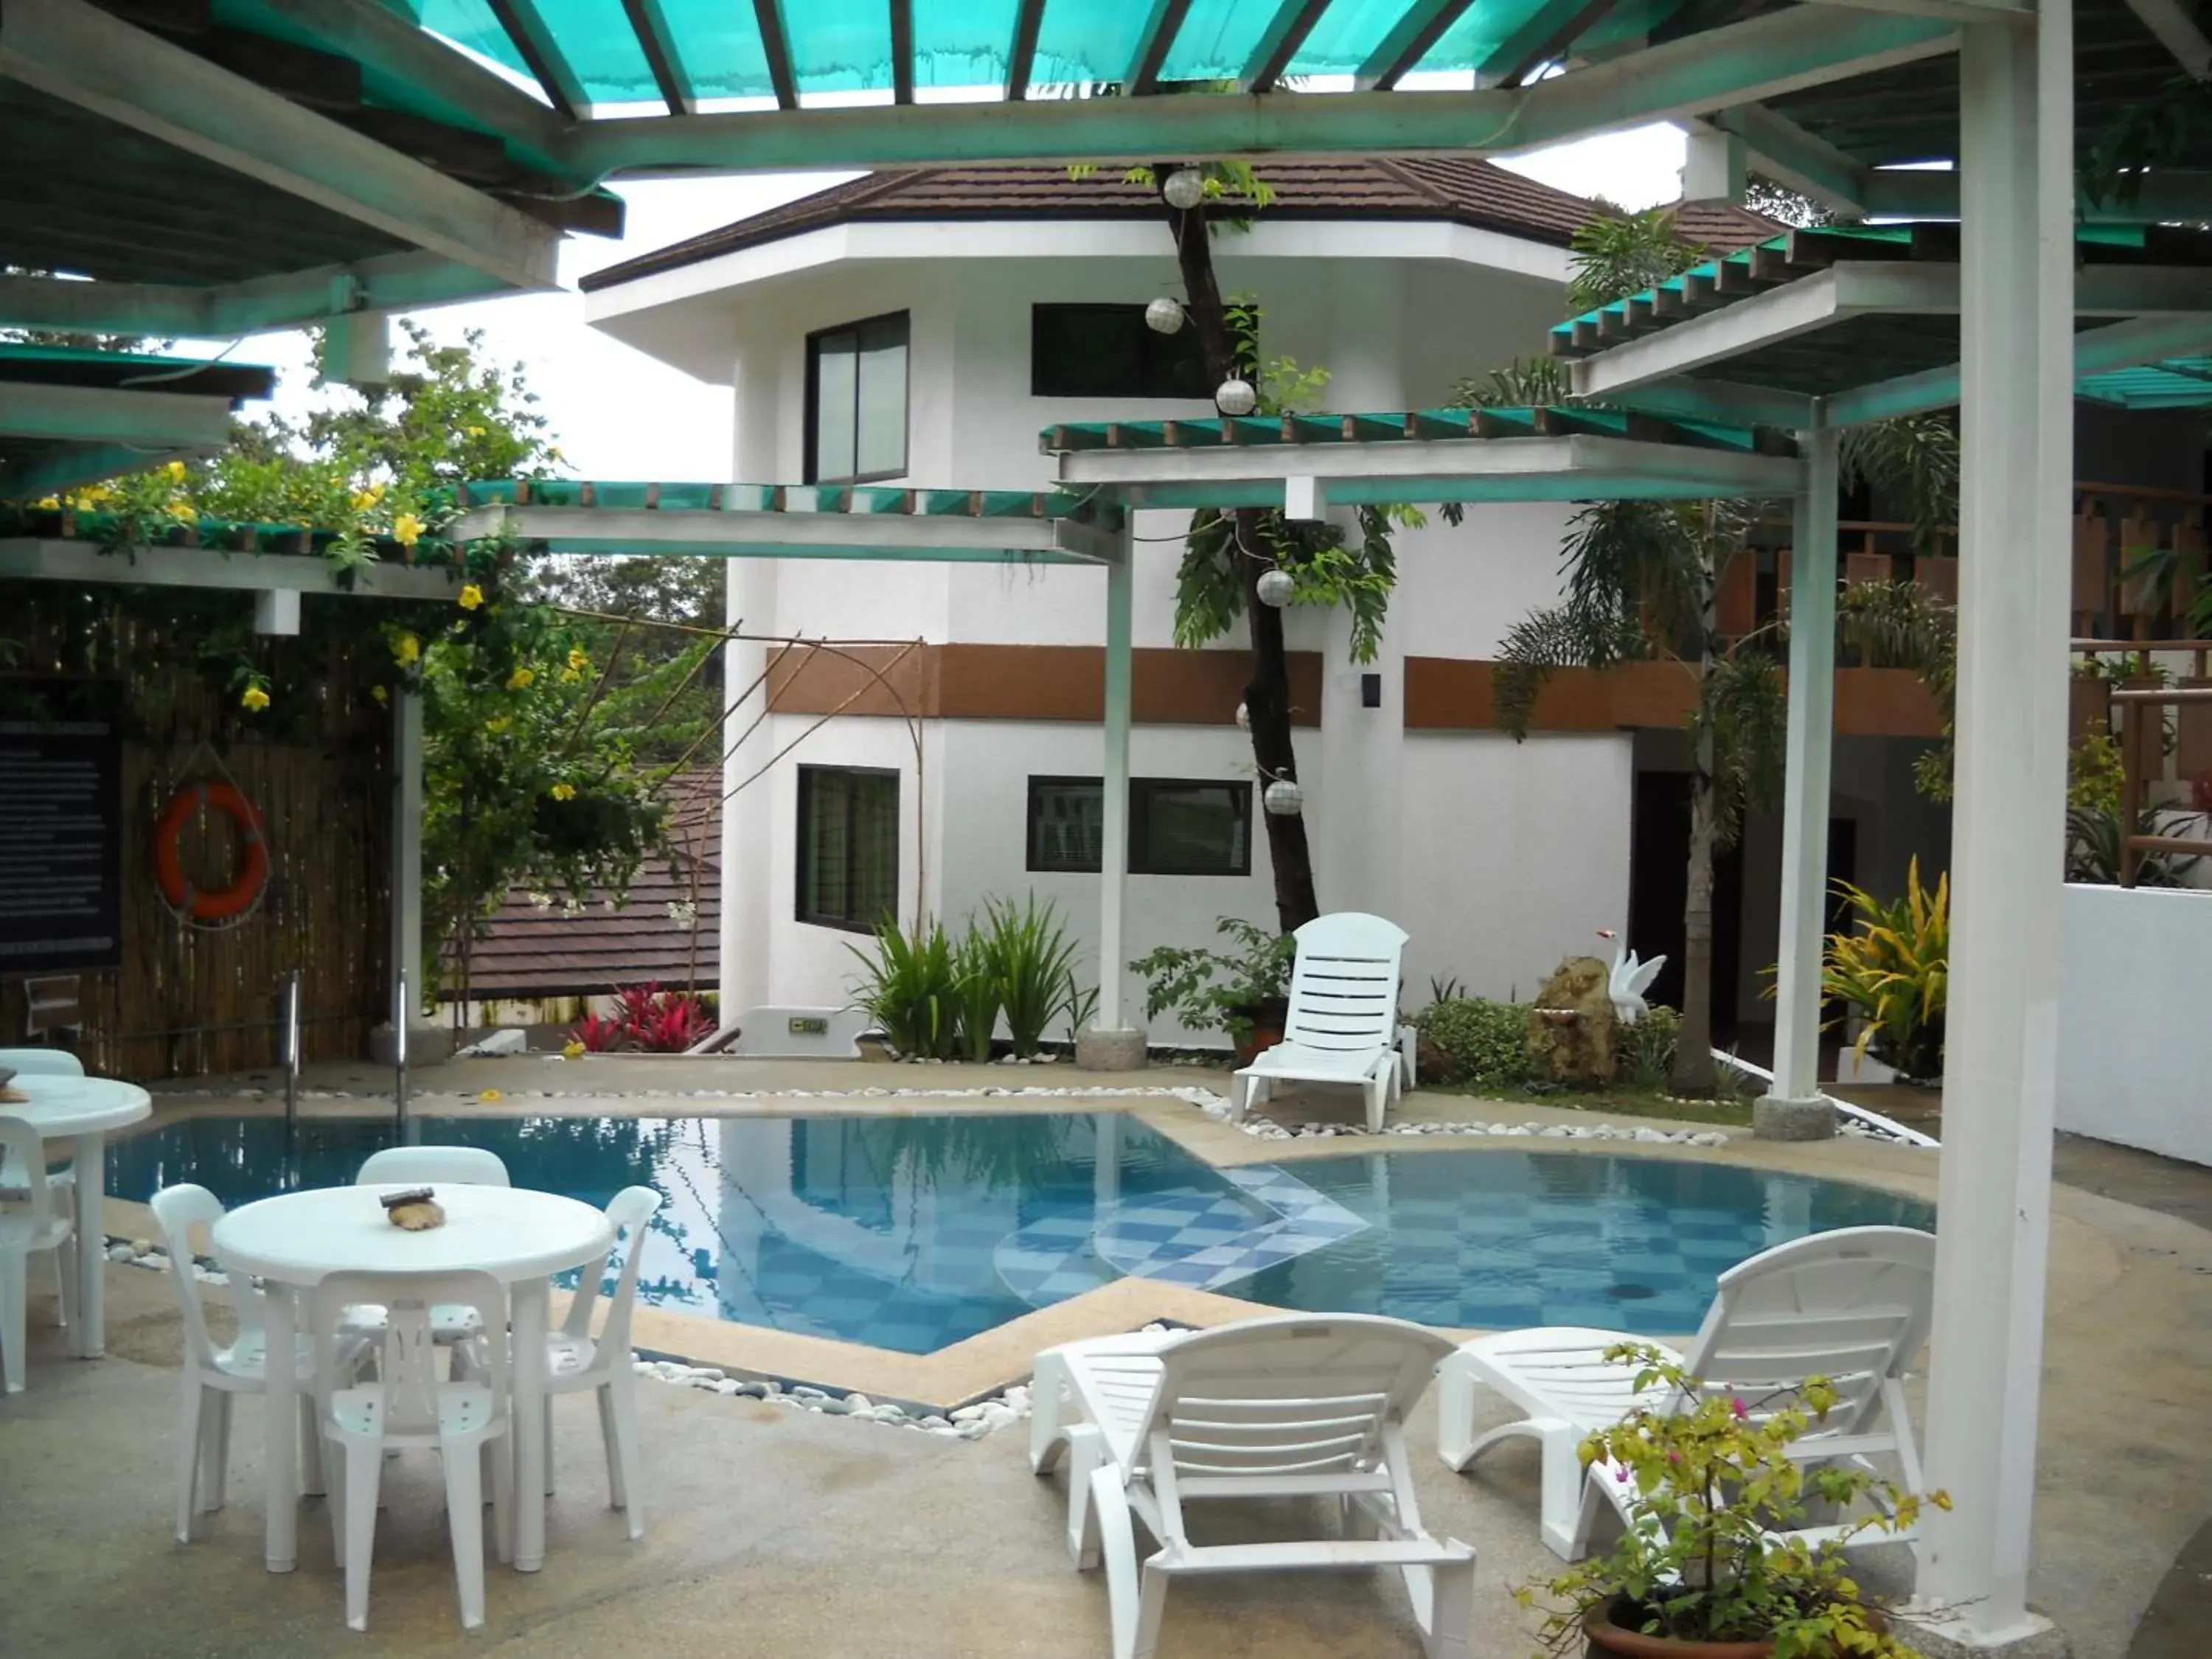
1526;956;1617;1088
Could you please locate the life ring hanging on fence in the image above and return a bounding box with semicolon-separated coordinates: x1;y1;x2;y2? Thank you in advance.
153;780;271;927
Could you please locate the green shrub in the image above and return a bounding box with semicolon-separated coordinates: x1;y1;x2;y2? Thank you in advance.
1617;1004;1681;1088
846;917;961;1060
1416;997;1532;1091
979;893;1085;1057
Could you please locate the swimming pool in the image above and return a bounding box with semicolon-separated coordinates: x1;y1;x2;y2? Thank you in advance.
108;1113;1933;1354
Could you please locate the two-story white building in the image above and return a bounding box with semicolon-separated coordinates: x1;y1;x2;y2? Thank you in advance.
581;159;1957;1048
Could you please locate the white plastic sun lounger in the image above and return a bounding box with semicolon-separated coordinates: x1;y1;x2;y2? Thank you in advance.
1231;912;1408;1133
1436;1225;1937;1559
1030;1314;1476;1659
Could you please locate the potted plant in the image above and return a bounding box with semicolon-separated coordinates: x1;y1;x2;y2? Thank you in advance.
1819;858;1947;1085
1522;1343;1943;1659
1130;917;1298;1064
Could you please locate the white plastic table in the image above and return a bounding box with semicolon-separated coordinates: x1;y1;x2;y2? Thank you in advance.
212;1183;614;1574
4;1073;151;1358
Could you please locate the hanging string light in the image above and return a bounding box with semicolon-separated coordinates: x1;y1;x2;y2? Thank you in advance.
1255;568;1295;608
1234;702;1251;729
1162;168;1206;211
1144;296;1186;335
1263;777;1305;817
1214;377;1257;417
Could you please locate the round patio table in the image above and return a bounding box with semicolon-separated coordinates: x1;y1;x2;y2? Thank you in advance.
4;1073;151;1360
212;1182;613;1574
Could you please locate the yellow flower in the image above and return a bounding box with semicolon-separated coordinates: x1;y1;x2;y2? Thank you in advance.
566;647;589;672
465;425;486;439
394;632;420;666
558;668;581;684
478;1088;503;1102
167;501;196;522
240;684;271;712
392;512;425;548
486;715;510;734
561;1039;585;1061
507;666;535;690
166;460;187;483
33;495;58;510
550;782;576;801
369;684;389;704
350;484;384;509
459;583;484;611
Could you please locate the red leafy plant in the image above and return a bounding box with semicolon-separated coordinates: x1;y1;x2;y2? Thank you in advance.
567;983;715;1054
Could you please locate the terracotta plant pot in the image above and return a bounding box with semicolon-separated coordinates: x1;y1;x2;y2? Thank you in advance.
1231;998;1289;1068
1583;1601;1773;1659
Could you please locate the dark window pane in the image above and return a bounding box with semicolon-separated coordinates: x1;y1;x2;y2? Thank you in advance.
1028;777;1104;872
1032;304;1208;399
807;313;906;484
1132;781;1251;876
798;767;900;930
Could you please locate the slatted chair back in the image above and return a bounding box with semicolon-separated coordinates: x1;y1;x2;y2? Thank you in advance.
355;1146;511;1188
1138;1315;1452;1543
1680;1225;1935;1456
1279;913;1408;1055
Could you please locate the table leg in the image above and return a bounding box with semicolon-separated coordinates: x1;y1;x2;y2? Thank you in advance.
511;1277;550;1572
262;1282;299;1573
66;1133;104;1359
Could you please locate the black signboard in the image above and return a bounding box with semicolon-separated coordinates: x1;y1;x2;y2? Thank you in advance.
0;688;123;973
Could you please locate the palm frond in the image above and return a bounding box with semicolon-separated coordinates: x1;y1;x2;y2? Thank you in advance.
1840;417;1958;554
1692;650;1789;848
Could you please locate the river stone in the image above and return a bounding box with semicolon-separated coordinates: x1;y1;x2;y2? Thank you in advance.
1526;956;1617;1087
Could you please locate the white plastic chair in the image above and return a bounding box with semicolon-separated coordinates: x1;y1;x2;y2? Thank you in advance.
0;1048;85;1077
150;1183;355;1539
355;1145;511;1188
532;1184;661;1538
1031;1313;1476;1659
310;1270;513;1632
1435;1225;1937;1559
0;1117;74;1393
349;1146;510;1349
1231;913;1410;1133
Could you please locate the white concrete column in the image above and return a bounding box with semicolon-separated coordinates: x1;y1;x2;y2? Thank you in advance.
1094;540;1134;1034
1765;426;1840;1107
1912;13;2075;1650
390;686;423;1014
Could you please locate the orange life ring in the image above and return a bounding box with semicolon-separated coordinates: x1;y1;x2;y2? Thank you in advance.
153;780;270;925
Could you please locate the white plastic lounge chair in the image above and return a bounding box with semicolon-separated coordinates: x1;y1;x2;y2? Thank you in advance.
1231;912;1409;1133
1030;1313;1476;1659
355;1145;512;1188
1436;1225;1935;1559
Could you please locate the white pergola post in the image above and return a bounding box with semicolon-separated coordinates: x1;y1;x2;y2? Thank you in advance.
1761;425;1840;1129
390;686;424;1023
1910;12;2074;1652
1079;538;1141;1068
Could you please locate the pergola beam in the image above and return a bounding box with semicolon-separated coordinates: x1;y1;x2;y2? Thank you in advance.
1006;0;1046;100
753;0;799;110
566;7;1958;174
1802;0;2031;21
1708;104;1874;217
1356;0;1478;90
0;0;560;292
1821;312;2212;425
1127;0;1194;95
482;0;588;117
0;540;461;599
1477;0;1618;88
622;0;696;114
0;445;202;499
2123;0;2212;77
1865;167;2212;220
1057;434;1806;509
0;383;234;450
449;503;1121;565
0;252;522;338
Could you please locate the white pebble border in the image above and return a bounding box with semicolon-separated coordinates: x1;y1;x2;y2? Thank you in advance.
627;1355;1046;1439
1186;1091;1733;1148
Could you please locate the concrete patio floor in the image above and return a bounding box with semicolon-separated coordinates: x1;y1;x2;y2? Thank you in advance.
12;1058;2212;1658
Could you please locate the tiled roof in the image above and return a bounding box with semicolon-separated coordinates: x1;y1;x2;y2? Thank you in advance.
452;771;721;998
581;161;1781;291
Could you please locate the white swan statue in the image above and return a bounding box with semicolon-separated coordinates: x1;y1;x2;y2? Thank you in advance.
1596;928;1666;1026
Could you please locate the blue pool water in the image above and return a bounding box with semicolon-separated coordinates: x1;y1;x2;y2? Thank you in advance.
108;1113;1933;1354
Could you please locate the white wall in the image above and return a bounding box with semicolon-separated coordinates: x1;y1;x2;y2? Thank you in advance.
2056;883;2212;1165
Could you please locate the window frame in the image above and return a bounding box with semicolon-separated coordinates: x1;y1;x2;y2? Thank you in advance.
794;763;902;933
1021;774;1253;877
1029;302;1211;400
804;310;911;486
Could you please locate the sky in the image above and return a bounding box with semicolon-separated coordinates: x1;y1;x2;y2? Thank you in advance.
211;124;1690;481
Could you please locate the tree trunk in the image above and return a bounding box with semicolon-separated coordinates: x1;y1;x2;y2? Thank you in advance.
1673;747;1722;1096
1163;173;1320;933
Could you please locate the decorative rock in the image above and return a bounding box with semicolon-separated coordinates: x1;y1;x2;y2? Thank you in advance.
106;1242;134;1262
921;1414;952;1430
1753;1096;1838;1142
844;1393;873;1413
1526;956;1618;1086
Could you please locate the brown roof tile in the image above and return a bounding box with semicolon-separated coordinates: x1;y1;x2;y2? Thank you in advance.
582;161;1781;292
448;771;721;998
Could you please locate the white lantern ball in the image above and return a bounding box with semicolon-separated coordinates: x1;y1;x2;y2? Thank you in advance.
1255;567;1295;608
1215;377;1258;417
1144;296;1186;335
1263;779;1305;817
1162;168;1206;211
1234;701;1251;729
